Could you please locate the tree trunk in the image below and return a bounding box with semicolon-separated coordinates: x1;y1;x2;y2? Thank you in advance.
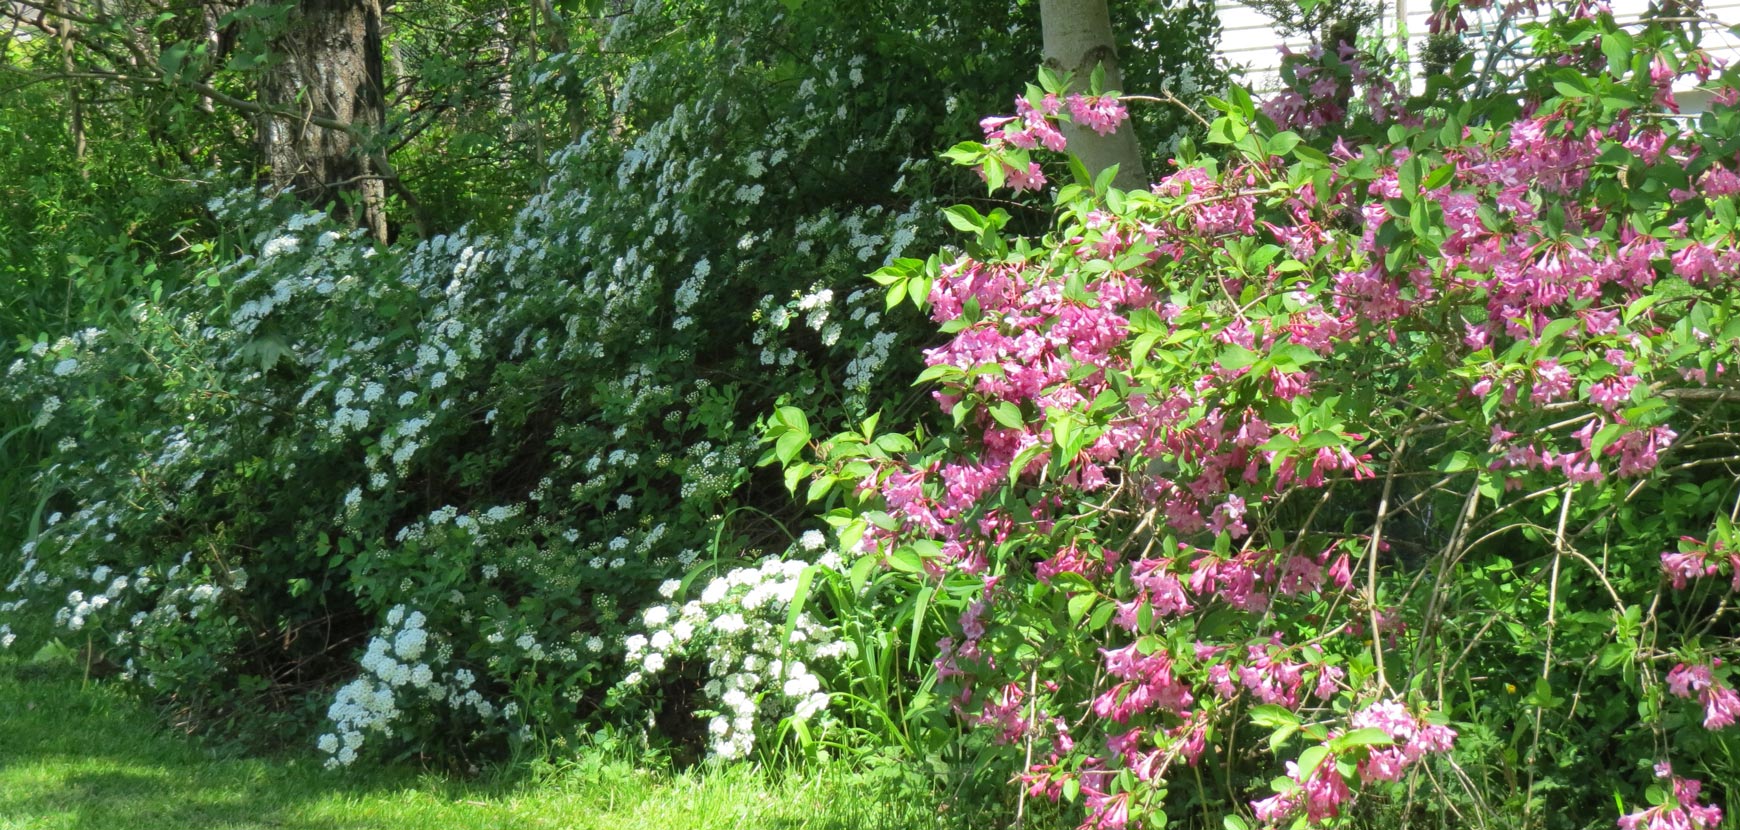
1040;0;1148;190
56;0;87;176
257;0;389;242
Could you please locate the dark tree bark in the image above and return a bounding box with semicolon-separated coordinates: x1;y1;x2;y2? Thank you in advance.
257;0;388;241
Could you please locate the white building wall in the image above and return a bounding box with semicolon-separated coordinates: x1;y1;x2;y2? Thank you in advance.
1218;0;1740;109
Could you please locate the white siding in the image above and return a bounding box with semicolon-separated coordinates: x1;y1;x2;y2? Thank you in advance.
1219;0;1740;107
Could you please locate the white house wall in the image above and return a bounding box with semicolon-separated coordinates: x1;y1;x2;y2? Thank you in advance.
1218;0;1740;110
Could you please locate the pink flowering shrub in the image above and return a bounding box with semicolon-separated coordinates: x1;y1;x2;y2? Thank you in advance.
776;4;1740;827
1618;764;1723;830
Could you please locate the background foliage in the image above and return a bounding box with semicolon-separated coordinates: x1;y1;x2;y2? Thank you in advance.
14;1;1740;829
0;0;1222;782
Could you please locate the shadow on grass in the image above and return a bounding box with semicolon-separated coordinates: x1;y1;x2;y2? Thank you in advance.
0;659;505;830
6;768;343;830
0;657;974;830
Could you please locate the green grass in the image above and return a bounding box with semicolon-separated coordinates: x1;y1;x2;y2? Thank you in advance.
0;657;961;830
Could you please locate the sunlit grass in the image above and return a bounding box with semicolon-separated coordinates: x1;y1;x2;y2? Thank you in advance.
0;655;961;830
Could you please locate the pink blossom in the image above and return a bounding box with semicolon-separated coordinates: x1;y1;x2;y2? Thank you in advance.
1067;93;1130;136
1619;768;1724;830
1360;747;1408;782
1006;161;1048;194
1531;359;1575;403
1701;683;1740;729
1327;553;1352;590
1667;663;1714;698
1662;550;1719;589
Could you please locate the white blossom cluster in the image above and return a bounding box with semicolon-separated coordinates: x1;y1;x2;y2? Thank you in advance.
617;551;849;760
0;0;1117;770
679;439;752;501
318;604;489;768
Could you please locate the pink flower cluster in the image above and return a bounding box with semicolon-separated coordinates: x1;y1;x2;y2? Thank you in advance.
1661;536;1738;591
1252;755;1352;824
1261;42;1410;131
1618;763;1723;830
980;93;1068;152
1067;93;1129;136
1666;662;1740;730
841;31;1740;827
974;90;1131;193
1092;642;1193;722
1251;702;1456;825
1347;700;1458;782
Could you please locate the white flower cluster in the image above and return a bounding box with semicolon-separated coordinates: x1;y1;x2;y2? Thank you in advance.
618;555;849;760
49;554;223;634
319;605;494;768
678;439;750;501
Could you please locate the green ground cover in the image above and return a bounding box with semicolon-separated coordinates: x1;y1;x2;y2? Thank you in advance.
0;655;949;830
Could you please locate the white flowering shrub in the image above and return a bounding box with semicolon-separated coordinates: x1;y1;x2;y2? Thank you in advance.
0;0;1222;764
615;536;850;760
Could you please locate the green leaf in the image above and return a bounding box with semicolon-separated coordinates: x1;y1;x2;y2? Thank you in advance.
1268;722;1299;753
1249;704;1299;729
909;583;934;668
1217;344;1260;372
779;566;817;659
1068;593;1095;625
1598;642;1631;670
1329;727;1394;752
1423;162;1457;190
1088;600;1116;631
1553;79;1589;99
885;280;907;310
775;430;807;466
1008;443;1044;485
783;462;812;494
1439;450;1476;473
776;406;810;434
1589;423;1626;457
849;553;877;592
1602;30;1634;76
886;547;924;574
805;475;835;504
1540;317;1578;344
1268;131;1301;157
990;401;1025;429
943;205;986;233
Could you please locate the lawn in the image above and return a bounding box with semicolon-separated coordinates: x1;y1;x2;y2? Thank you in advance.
0;655;951;830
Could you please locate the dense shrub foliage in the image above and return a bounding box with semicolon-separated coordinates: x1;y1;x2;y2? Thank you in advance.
790;6;1740;829
15;0;1740;827
0;0;1221;771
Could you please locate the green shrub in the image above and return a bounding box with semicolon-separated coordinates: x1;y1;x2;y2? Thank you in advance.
794;8;1740;828
0;0;1223;772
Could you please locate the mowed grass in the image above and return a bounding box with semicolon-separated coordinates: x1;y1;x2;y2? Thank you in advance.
0;656;955;830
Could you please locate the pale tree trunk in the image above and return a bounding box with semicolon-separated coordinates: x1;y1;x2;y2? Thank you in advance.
257;0;389;242
1040;0;1148;190
56;0;86;175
